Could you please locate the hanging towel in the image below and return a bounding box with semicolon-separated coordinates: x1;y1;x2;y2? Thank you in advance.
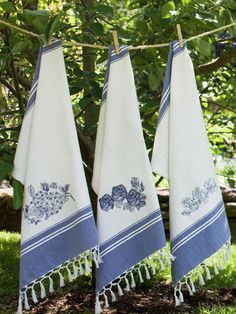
151;40;231;305
92;45;170;313
13;40;99;313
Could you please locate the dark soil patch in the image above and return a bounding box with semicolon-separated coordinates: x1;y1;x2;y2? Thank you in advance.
4;282;234;314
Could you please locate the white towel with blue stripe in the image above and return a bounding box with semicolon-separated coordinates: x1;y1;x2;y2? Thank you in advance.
92;45;170;313
13;40;99;313
151;40;231;305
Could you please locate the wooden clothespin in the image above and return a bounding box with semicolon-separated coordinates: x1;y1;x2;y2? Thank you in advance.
112;30;120;55
176;24;183;48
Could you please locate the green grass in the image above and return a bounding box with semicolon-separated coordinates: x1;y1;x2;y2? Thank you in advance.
0;231;20;308
199;304;236;314
202;244;236;289
0;231;236;313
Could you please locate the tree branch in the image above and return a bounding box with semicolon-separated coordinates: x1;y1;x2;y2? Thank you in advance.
9;60;23;110
14;71;31;90
3;26;24;110
207;99;236;115
0;76;17;96
198;46;236;74
208;131;235;134
0;18;40;40
5;67;31;91
0;126;21;132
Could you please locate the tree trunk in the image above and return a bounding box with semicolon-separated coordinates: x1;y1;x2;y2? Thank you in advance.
81;0;97;288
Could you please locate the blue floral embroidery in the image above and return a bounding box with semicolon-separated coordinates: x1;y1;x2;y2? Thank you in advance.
181;178;217;216
24;182;75;225
99;177;146;212
99;194;114;212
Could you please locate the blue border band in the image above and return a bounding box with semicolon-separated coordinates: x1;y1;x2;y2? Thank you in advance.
96;209;166;292
20;205;98;289
171;205;230;283
171;200;225;250
100;210;162;253
21;205;92;251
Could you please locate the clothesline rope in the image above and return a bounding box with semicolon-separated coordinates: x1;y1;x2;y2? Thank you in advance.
0;18;235;49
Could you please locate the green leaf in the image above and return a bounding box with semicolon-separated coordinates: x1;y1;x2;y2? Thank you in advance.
79;97;93;107
90;22;104;36
95;5;113;17
218;8;233;26
162;2;175;19
144;7;159;17
181;0;191;5
20;10;50;33
135;20;148;35
97;51;108;64
11;41;29;53
118;29;130;39
227;178;235;188
133;55;147;66
13;179;24;210
195;38;211;57
0;161;13;180
148;73;158;91
225;0;236;10
45;14;63;43
0;2;16;13
0;55;10;70
63;3;71;12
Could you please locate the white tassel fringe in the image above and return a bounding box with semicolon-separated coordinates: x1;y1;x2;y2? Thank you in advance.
17;246;100;312
96;245;172;312
174;240;231;307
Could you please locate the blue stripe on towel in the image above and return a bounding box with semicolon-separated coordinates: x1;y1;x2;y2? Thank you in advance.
20;205;97;289
171;200;230;283
157;40;187;126
21;205;92;252
25;47;42;115
101;45;129;105
96;209;166;292
25;40;62;115
100;210;162;253
171;200;224;251
42;39;62;54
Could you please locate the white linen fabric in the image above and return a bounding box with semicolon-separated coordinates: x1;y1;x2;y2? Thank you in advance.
13;40;99;313
92;45;170;313
151;40;231;305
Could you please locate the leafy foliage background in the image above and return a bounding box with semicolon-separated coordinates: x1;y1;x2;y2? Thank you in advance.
0;0;235;209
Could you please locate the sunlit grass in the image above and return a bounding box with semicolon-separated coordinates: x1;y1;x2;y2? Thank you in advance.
199;304;236;314
203;243;236;289
0;231;20;309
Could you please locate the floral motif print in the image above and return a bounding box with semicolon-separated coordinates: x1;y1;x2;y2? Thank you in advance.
99;194;114;212
24;182;75;225
181;178;218;216
99;177;146;212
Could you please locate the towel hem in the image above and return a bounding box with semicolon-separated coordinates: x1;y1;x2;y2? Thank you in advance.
95;246;175;314
17;245;101;314
173;239;231;306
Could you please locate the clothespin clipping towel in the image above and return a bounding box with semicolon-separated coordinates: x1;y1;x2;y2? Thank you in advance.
176;24;183;48
112;30;120;54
